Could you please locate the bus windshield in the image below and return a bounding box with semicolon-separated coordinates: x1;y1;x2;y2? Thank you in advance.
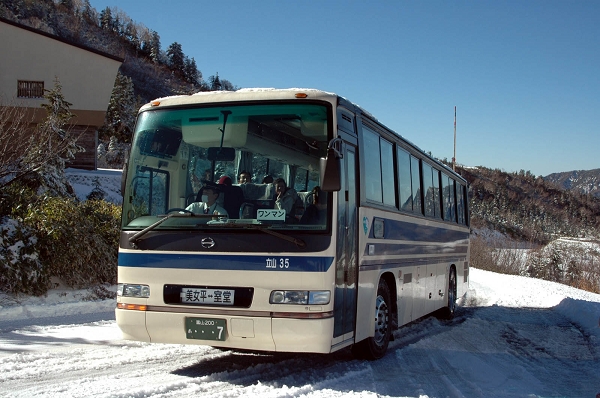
122;102;331;232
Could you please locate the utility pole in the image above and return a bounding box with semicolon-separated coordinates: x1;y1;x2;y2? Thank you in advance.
452;106;456;171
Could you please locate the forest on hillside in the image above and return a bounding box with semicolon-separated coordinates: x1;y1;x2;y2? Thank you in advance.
457;165;600;245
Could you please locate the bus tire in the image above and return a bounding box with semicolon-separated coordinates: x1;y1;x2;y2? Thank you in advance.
441;266;457;320
352;278;391;360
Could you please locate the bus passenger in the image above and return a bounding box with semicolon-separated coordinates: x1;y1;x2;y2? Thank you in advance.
274;178;298;217
262;175;274;184
186;185;228;218
300;186;326;225
238;171;252;184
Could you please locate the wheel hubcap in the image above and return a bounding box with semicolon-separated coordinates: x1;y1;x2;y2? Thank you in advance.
374;295;388;345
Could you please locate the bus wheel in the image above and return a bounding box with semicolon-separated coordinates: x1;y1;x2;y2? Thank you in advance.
352;279;391;360
442;266;457;320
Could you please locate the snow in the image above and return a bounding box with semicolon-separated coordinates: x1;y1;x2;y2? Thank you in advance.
1;272;598;397
0;169;599;397
65;167;123;205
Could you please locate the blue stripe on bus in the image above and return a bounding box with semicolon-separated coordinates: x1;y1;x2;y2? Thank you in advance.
370;217;469;242
363;242;469;258
118;252;335;272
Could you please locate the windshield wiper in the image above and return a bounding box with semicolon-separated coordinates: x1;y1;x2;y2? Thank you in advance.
128;212;196;246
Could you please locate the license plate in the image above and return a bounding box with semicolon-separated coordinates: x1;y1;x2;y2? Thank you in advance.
186;317;227;341
180;288;234;305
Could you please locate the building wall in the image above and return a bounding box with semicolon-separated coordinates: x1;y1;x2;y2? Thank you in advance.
0;19;122;169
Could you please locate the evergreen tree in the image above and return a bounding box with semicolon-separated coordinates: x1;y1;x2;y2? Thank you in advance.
184;56;201;86
99;7;115;32
166;42;185;76
101;72;136;143
209;73;222;91
142;30;161;63
124;20;140;51
37;77;83;168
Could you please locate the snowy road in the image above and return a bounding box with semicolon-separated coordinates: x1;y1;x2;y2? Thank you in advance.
1;269;599;398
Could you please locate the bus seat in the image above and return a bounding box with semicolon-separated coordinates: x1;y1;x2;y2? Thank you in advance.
293;194;305;221
220;185;245;218
240;202;254;219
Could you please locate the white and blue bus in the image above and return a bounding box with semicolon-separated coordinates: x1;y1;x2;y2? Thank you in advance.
116;88;470;359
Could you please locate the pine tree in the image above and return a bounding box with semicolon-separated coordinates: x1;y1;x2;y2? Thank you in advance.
209;73;222;91
166;42;185;77
101;72;136;143
99;7;113;31
184;56;201;86
144;30;161;63
37;77;83;169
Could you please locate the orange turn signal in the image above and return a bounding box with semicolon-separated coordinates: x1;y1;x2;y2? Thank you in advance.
117;302;148;311
295;93;308;98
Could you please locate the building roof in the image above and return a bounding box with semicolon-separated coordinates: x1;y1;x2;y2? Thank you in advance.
0;16;124;63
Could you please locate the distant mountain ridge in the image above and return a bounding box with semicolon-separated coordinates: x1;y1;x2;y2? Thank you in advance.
545;169;600;198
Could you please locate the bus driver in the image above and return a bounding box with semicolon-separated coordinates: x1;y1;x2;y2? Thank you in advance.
186;185;228;218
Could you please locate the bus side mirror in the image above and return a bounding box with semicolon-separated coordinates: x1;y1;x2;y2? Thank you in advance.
320;147;342;192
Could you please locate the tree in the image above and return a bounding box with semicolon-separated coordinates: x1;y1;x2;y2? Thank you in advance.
99;7;114;32
141;30;161;63
0;77;83;192
166;42;185;76
37;77;84;170
101;72;136;143
184;56;201;86
209;73;222;91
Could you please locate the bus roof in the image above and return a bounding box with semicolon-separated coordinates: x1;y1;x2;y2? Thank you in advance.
139;88;340;112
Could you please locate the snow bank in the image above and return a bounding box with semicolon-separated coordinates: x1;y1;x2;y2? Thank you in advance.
468;268;600;339
65;168;123;205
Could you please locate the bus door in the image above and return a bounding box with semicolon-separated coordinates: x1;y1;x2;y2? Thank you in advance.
333;142;358;339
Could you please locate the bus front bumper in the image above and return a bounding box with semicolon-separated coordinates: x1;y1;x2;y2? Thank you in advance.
115;307;335;354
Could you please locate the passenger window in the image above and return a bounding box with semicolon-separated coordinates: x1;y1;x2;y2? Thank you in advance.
363;127;383;203
432;168;441;218
423;163;441;218
380;139;395;206
443;174;456;222
457;183;466;225
423;163;434;217
410;156;422;214
397;148;413;212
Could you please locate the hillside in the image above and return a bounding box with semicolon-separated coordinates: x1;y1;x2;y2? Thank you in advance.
545;168;600;199
457;165;600;244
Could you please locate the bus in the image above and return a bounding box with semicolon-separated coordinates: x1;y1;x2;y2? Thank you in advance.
116;88;470;360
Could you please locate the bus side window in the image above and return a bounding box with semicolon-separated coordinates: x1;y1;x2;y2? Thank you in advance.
442;173;456;222
410;156;422;215
456;183;466;225
363;127;383;203
397;148;412;212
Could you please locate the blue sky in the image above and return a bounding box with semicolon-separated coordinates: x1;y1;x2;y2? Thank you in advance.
90;0;599;176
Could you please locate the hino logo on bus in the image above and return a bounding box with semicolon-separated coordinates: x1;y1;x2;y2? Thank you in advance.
201;237;216;249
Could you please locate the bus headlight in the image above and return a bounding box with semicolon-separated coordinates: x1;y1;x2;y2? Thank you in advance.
117;283;150;298
270;290;330;305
